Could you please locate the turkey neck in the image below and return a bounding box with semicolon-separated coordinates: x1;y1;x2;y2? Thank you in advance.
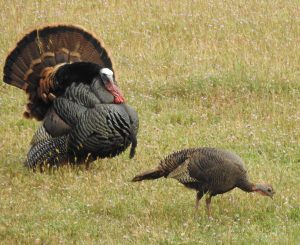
236;177;255;193
53;62;105;89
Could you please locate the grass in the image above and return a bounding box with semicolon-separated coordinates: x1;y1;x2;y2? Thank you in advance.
0;0;299;244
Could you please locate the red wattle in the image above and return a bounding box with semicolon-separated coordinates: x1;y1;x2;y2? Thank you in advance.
114;96;125;104
105;83;125;104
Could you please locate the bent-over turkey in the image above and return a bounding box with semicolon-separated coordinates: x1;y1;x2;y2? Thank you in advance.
132;147;274;217
3;24;138;169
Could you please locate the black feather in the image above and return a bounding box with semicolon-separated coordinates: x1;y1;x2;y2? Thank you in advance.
27;81;139;168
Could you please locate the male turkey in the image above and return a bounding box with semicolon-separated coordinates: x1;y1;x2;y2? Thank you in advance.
132;148;274;217
3;24;138;169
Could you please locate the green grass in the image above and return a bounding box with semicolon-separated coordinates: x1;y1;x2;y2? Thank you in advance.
0;0;299;244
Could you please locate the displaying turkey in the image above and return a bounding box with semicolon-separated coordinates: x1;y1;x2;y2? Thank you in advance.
3;24;138;169
132;148;274;217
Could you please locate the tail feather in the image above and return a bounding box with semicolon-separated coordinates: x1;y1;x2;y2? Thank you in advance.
132;168;164;182
3;23;114;121
26;135;69;169
129;132;137;159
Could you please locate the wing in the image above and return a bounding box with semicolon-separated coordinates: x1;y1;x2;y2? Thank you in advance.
167;157;199;184
68;104;136;159
187;149;243;193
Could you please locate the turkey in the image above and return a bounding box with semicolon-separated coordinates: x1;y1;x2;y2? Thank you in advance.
3;24;138;169
132;147;274;217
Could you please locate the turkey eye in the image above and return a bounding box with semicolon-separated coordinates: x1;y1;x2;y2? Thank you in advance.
267;188;271;192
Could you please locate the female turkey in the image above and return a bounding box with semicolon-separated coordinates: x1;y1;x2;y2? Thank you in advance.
132;147;274;217
3;24;138;169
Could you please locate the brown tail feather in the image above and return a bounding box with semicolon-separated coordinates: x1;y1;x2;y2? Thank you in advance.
132;168;164;182
3;23;114;121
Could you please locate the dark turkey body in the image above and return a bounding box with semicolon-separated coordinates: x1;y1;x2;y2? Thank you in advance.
26;80;138;168
132;148;274;216
135;148;250;197
174;148;248;196
171;148;248;196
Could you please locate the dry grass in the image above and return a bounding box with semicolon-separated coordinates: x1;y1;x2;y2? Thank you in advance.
0;0;299;244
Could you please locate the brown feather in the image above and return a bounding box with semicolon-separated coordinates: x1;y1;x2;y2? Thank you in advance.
132;148;274;216
3;23;115;121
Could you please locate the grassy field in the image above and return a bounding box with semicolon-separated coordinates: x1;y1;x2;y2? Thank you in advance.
0;0;299;244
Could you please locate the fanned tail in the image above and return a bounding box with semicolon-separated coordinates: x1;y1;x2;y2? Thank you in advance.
3;24;114;120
